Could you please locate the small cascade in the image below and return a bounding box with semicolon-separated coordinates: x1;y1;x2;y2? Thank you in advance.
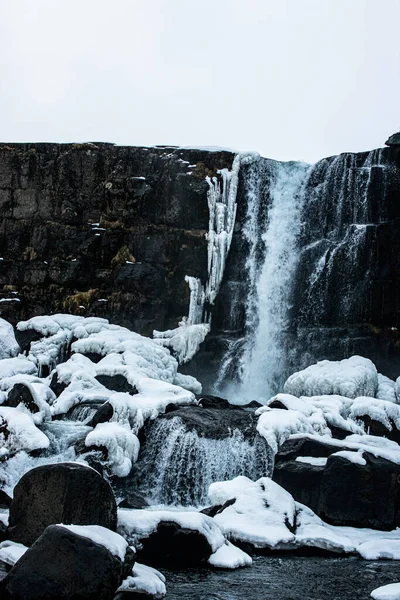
135;417;272;506
66;404;99;424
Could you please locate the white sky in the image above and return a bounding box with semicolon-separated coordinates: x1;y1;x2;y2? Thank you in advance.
1;0;399;163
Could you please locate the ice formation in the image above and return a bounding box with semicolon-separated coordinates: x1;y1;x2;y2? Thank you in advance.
0;318;20;360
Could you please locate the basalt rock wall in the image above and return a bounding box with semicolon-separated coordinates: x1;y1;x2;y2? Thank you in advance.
0;142;233;334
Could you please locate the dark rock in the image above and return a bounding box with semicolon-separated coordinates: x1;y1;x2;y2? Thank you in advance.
6;383;39;413
13;328;41;354
86;401;114;428
319;451;400;530
356;415;400;445
385;132;400;146
118;492;149;510
162;406;258;440
7;462;117;546
274;436;349;464
273;459;325;514
95;374;137;395
197;394;231;410
137;521;213;567
0;521;7;543
0;489;12;509
200;498;236;518
0;524;134;600
80;352;103;364
49;371;67;397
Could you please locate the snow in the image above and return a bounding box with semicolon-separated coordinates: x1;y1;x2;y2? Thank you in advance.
208;540;252;568
212;477;297;549
0;318;19;359
60;524;128;561
117;562;166;598
332;450;367;465
85;422;140;477
0;406;50;455
0;540;28;567
284;356;378;399
350;396;400;431
256;407;320;453
296;456;328;466
118;509;225;554
153;323;210;364
0;357;37;379
377;374;397;403
371;583;400;600
359;539;400;560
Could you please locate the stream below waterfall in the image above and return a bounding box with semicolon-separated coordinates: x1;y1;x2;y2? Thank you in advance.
162;555;400;600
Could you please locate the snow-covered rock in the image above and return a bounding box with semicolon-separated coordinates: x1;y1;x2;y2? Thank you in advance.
0;319;19;359
371;583;400;600
208;540;252;568
116;562;166;599
85;422;140;477
284;356;378;399
0;406;49;456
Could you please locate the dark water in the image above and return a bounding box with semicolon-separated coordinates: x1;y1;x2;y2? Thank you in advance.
161;556;400;600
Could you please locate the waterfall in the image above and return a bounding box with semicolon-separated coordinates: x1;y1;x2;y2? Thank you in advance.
134;417;272;506
213;148;391;403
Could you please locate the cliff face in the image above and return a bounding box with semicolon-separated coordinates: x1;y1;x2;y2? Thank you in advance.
0;143;234;334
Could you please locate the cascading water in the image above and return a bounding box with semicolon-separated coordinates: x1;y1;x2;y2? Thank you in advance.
213;147;393;403
134;416;272;506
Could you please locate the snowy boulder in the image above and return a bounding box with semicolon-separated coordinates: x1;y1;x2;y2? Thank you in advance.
0;407;49;457
273;457;325;515
318;451;400;530
284;356;378;399
6;382;53;423
349;396;400;443
85;422;140;478
0;319;19;360
118;509;225;567
275;434;351;464
115;563;166;599
0;524;134;600
7;462;117;546
210;476;297;549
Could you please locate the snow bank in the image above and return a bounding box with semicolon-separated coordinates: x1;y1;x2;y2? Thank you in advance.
117;562;166;598
0;406;49;455
284;356;378;399
60;524;128;561
359;539;400;560
118;509;225;554
208;540;252;568
0;357;37;379
371;583;400;600
0;319;19;359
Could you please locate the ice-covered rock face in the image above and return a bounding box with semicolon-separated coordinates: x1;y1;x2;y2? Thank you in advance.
284;356;378;399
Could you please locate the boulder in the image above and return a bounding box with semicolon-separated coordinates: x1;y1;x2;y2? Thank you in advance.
0;524;134;600
385;132;400;146
7;463;117;546
86;401;114;428
95;374;137;395
273;459;325;514
274;435;349;464
319;452;400;530
197;394;231;410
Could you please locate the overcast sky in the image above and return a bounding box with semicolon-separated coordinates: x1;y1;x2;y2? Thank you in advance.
1;0;399;163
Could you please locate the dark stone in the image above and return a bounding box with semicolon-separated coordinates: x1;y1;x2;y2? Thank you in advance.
49;371;67;397
13;328;41;354
319;452;400;530
6;383;39;413
162;406;258;440
200;498;236;518
0;489;12;509
0;524;134;600
385;132;400;146
356;415;400;445
197;394;231;410
274;436;349;464
137;521;213;567
7;462;117;546
0;521;7;543
95;374;137;395
86;401;114;428
273;460;325;514
118;492;149;510
80;352;103;364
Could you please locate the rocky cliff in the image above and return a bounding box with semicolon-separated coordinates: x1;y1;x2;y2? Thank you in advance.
0;143;233;334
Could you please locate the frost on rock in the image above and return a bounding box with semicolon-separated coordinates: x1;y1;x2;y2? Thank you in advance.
85;422;140;477
349;397;400;431
60;524;129;561
0;540;28;567
117;562;166;598
0;319;20;360
118;509;225;554
208;540;252;569
0;406;50;456
153;323;210;365
284;356;378;399
371;583;400;600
